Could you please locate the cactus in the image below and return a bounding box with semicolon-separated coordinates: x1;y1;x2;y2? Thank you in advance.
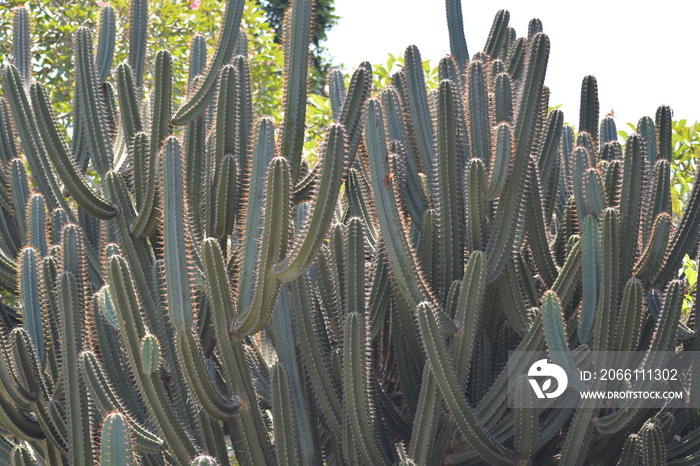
0;1;696;464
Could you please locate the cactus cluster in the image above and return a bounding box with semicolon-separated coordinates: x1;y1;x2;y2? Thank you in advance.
0;0;698;464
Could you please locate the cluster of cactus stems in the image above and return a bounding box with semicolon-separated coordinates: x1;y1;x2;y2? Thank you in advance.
0;0;698;464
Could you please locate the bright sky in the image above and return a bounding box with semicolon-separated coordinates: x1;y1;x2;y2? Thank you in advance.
325;0;700;130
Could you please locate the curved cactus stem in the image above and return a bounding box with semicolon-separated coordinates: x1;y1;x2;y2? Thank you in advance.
115;63;143;144
236;117;276;311
2;65;68;213
99;412;136;466
645;159;672;240
403;45;436;187
79;351;164;455
486;33;550;281
340;65;372;163
175;331;241;420
486;122;512;201
129;132;159;238
593;280;684;434
379;86;427;222
271;364;301;466
416;302;517;465
236;156;290;335
496;256;532;335
524;156;557;288
106;255;198;464
634;212;671;286
365;98;433;308
344;312;392;465
290;275;343;435
30;82;117;219
541;290;585;390
200;239;274;464
537;108;563;221
328;68;346;121
551;235;581;310
484;10;510;60
275;124;346;284
75;27;114;177
172;0;245;125
0;247;17;293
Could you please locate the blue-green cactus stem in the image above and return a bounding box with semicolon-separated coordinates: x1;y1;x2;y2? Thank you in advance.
278;0;313;181
403;45;436;188
175;330;242;420
486;33;549;281
271;364;301;466
464;158;487;253
115;64;143;144
435;79;464;295
172;0;245;124
75;26;114;177
99;412;136;466
618;134;645;287
654;157;700;286
57;271;94;465
524;157;557;288
19;248;44;366
484;10;510;60
275;124;347;284
79;351;164;455
236;156;290;335
106;254;198;464
365;98;433;308
2;65;67;213
445;0;469;76
200;239;274;464
416;302;517;464
12;7;32;90
96;5;116;84
467;61;491;172
634;213;671;286
344;312;392;465
30;83;117;220
162;136;195;332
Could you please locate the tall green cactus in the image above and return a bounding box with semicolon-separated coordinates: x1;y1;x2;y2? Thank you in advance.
0;1;696;465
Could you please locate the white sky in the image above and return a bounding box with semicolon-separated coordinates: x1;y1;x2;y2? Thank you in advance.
325;0;700;129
